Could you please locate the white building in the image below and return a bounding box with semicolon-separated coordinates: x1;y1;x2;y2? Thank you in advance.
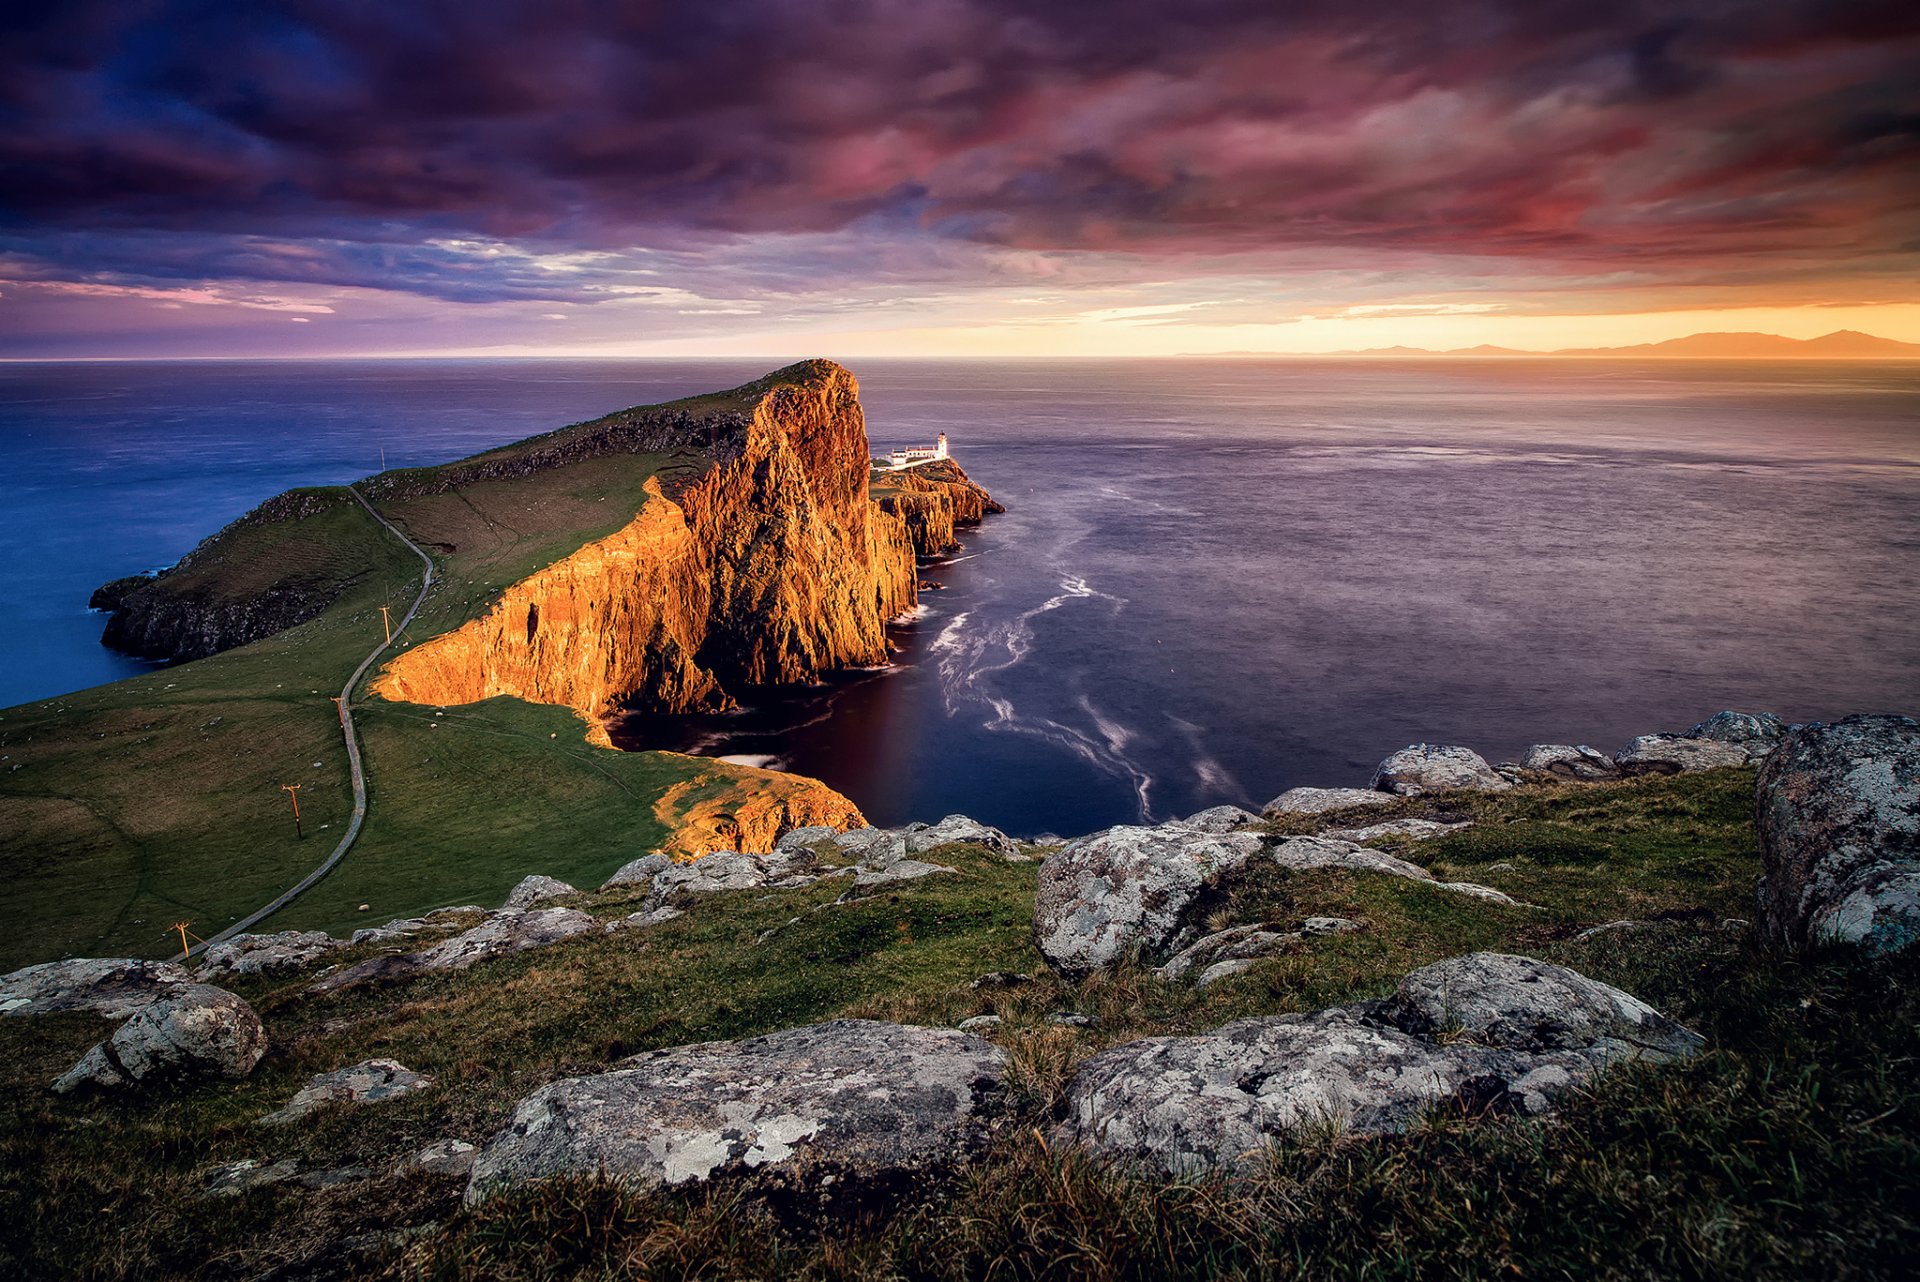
882;432;949;470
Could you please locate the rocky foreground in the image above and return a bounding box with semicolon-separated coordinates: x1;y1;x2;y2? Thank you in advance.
2;709;1916;1278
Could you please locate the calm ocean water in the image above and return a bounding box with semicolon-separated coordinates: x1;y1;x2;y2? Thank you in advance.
4;358;1917;836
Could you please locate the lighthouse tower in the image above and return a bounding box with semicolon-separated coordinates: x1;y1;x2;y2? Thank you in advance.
935;432;949;460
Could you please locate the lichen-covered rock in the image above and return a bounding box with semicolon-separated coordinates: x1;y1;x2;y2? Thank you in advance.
648;849;821;897
901;814;1023;858
1520;744;1620;781
350;916;430;947
1032;825;1267;981
197;931;345;980
1687;711;1789;759
601;853;672;891
830;828;908;867
466;1020;1005;1206
844;859;957;891
1058;953;1700;1176
1370;745;1512;796
1319;818;1468;843
409;1139;479;1178
1261;787;1395;817
53;984;266;1093
606;905;685;933
1614;734;1750;775
1;958;192;1018
1756;714;1920;953
774;825;839;853
501;875;577;911
1155;918;1361;982
416;909;597;972
1270;836;1434;881
261;1059;435;1125
1178;805;1263;833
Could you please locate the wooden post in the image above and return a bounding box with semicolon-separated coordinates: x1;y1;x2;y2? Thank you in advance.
331;696;345;725
380;605;392;645
173;921;192;960
282;782;304;839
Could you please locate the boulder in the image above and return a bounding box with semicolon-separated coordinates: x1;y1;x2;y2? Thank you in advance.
901;814;1023;858
601;854;672;891
1155;918;1362;982
261;1058;435;1125
844;860;957;892
1178;805;1263;834
466;1020;1006;1207
650;850;820;898
1;958;192;1018
415;909;598;972
1032;825;1267;981
1370;745;1512;796
1261;787;1395;817
1270;836;1433;881
830;828;909;868
1613;734;1750;776
1687;711;1789;759
53;984;266;1093
1317;818;1466;844
502;875;577;911
1756;714;1920;952
409;1139;479;1178
196;931;345;980
606;906;685;933
1058;953;1700;1176
1520;744;1620;781
350;917;430;947
775;826;840;853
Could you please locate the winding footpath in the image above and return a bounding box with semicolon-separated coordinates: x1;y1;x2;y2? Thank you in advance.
188;486;435;957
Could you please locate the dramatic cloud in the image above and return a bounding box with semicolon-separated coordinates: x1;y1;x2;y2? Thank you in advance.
1;0;1915;352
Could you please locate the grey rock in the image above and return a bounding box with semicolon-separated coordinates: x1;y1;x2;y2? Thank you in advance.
901;814;1023;858
1570;919;1660;943
1520;744;1620;781
1434;881;1521;905
1370;744;1513;796
970;971;1032;990
261;1058;435;1125
957;1015;1002;1032
1270;836;1434;882
466;1020;1006;1206
1058;953;1700;1176
408;1139;479;1178
0;957;192;1019
196;931;345;980
502;875;577;911
1179;805;1263;833
774;826;840;853
651;851;817;897
1613;734;1750;776
416;909;597;972
1318;818;1468;844
830;828;910;868
1156;918;1363;982
1196;959;1258;987
1261;787;1395;817
350;917;429;947
845;859;957;892
1687;711;1789;759
204;1158;300;1198
1756;714;1920;953
53;984;266;1093
606;906;685;933
426;905;489;920
601;854;671;891
1032;824;1267;981
1047;1012;1096;1027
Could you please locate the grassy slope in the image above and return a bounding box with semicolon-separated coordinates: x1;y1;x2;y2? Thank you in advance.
0;382;807;970
1;769;1915;1280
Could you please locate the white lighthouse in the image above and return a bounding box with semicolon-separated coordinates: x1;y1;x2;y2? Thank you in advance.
883;432;952;470
935;432;949;460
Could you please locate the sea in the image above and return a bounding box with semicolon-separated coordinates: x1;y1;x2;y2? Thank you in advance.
3;358;1917;838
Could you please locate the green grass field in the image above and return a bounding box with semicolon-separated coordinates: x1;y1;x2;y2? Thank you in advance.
2;769;1916;1280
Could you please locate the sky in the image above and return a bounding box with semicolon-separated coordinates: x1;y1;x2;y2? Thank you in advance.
2;0;1917;358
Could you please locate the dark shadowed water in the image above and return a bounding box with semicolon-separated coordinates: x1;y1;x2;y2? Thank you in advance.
5;358;1917;837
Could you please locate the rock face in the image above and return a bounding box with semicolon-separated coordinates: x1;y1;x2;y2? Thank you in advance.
1262;787;1395;817
1370;745;1512;796
53;984;267;1093
466;1020;1006;1207
1;958;192;1018
1755;714;1920;953
1521;744;1620;781
1058;954;1701;1176
197;931;346;980
1032;825;1267;981
1688;711;1789;759
871;458;1004;557
501;875;577;911
1614;734;1751;775
262;1059;436;1125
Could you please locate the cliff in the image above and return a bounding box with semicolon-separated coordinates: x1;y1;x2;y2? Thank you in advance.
872;457;1006;557
368;360;995;738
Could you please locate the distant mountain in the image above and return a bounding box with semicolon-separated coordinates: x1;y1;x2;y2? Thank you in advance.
1304;329;1920;358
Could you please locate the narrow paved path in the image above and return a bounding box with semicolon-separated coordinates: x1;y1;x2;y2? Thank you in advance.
188;486;434;957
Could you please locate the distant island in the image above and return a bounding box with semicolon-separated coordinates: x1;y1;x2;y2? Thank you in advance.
1222;329;1920;359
